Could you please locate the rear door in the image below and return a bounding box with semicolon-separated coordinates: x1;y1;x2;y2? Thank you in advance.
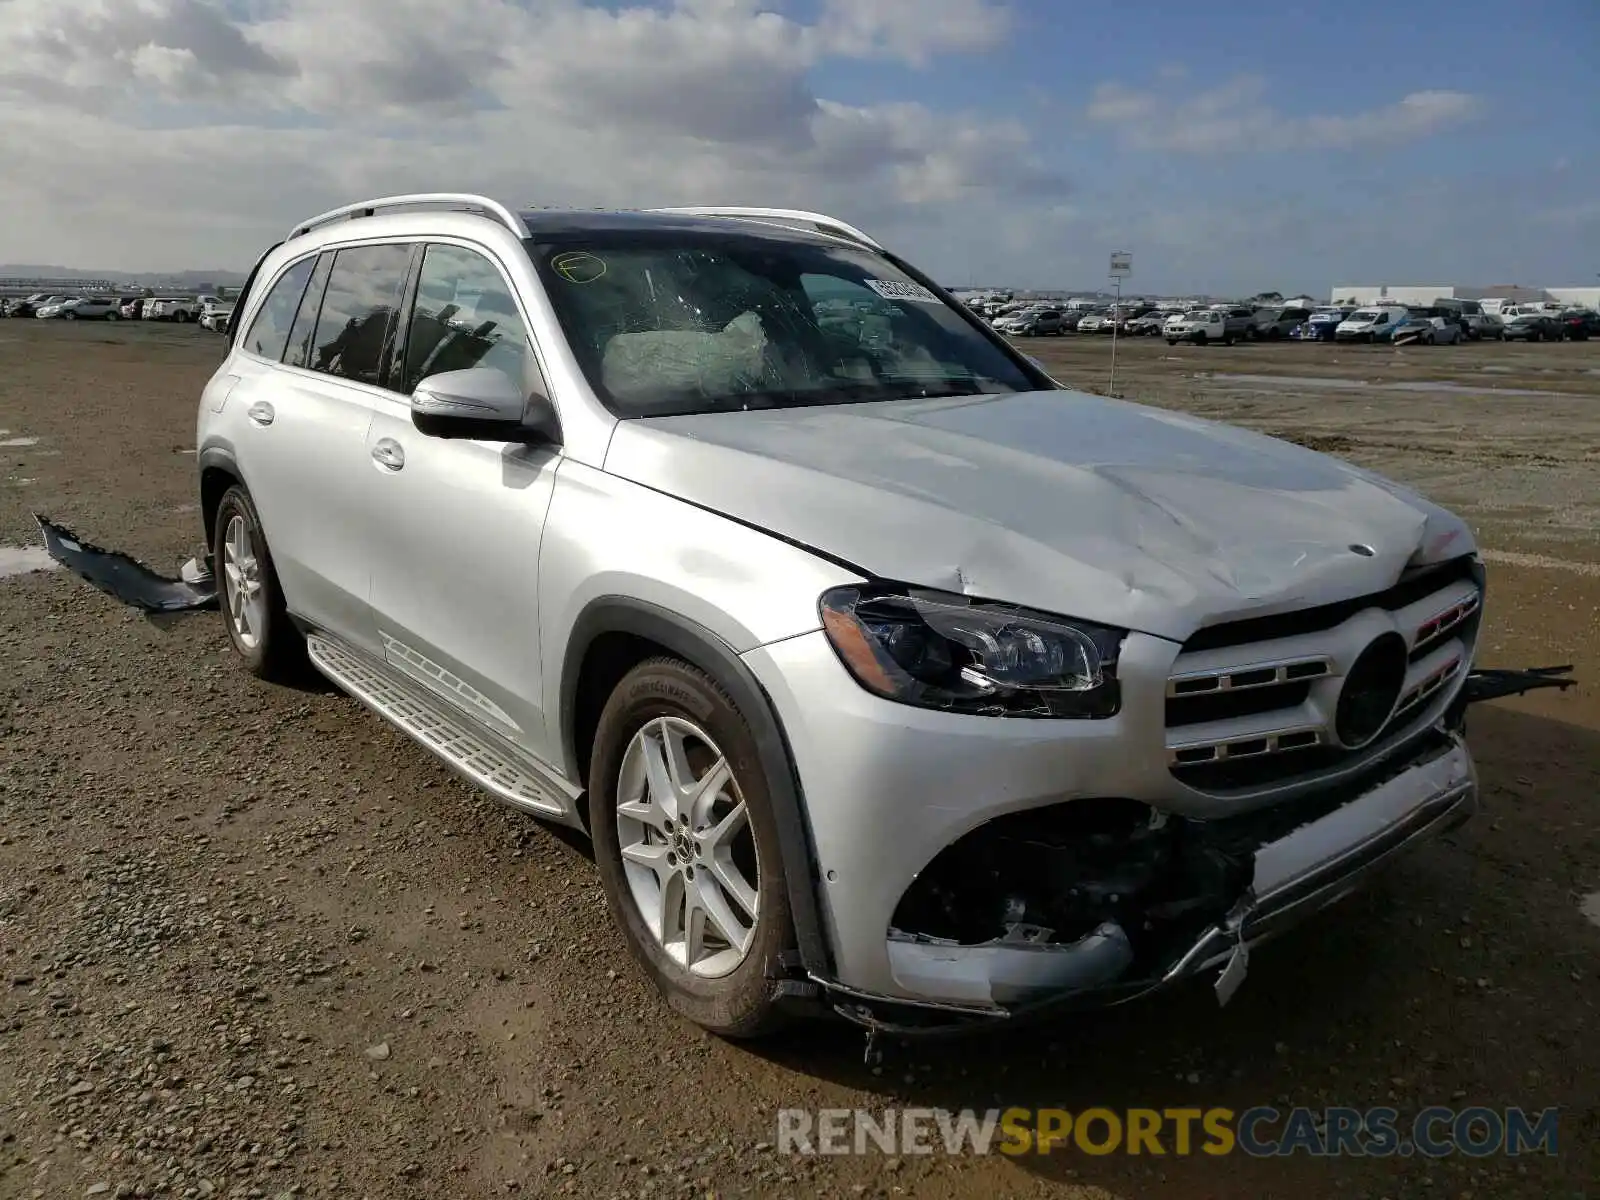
361;240;562;761
229;241;414;654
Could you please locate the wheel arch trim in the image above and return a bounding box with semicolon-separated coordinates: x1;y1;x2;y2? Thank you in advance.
560;595;832;977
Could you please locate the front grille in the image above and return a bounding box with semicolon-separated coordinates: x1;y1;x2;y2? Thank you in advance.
1166;556;1482;795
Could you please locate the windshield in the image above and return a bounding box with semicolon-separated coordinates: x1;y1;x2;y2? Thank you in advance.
529;232;1041;418
1348;310;1380;321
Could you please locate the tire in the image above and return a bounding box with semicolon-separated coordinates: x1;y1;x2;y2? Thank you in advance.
62;311;76;321
106;312;119;322
1167;338;1178;346
212;484;305;681
589;658;796;1039
1222;334;1234;346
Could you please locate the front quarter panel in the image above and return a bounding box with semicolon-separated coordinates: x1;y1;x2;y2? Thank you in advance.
537;458;861;778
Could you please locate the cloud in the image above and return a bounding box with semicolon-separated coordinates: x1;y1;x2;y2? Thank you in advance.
815;0;1010;65
1086;75;1481;153
0;0;1055;272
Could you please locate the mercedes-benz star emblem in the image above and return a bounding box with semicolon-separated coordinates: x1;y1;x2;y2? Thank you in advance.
1335;632;1408;748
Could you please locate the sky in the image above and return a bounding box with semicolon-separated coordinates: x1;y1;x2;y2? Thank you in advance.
0;0;1594;295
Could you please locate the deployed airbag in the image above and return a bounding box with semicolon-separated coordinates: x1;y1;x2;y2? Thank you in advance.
601;312;770;404
34;514;216;612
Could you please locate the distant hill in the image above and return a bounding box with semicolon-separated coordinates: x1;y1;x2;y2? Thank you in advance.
0;264;247;288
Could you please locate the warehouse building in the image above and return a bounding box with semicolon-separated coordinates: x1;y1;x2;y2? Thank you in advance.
1331;283;1600;310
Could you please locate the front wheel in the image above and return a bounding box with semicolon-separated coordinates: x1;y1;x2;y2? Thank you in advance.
62;311;77;321
589;658;796;1038
212;484;305;681
1167;338;1178;346
106;312;119;322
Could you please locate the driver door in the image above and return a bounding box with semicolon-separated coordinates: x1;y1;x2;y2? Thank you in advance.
360;241;561;760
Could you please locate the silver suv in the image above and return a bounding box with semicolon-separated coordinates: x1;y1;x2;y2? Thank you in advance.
197;194;1484;1037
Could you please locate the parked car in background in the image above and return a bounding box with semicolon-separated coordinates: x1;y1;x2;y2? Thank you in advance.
1214;306;1257;340
1501;314;1563;342
148;296;198;322
45;295;122;320
1249;305;1312;339
1058;310;1087;332
1459;312;1504;341
1558;309;1599;341
1391;315;1461;346
1076;311;1111;334
1166;309;1233;344
995;308;1065;336
1335;306;1406;343
201;303;237;334
1127;312;1169;336
1295;306;1354;341
5;293;68;318
118;296;146;320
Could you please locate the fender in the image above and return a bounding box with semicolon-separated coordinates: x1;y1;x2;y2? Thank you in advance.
560;596;832;977
197;443;244;544
198;443;240;476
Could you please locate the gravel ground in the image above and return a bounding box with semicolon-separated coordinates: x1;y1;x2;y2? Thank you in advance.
1;320;1597;1199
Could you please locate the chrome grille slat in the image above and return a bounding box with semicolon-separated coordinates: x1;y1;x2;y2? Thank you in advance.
1166;655;1331;698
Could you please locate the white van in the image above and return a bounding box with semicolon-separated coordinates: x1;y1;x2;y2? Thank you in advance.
1335;304;1408;343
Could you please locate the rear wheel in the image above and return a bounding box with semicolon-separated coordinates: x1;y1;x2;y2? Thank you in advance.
212;484;305;681
589;659;795;1038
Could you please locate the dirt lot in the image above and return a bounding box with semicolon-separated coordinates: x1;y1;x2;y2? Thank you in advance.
1;320;1597;1199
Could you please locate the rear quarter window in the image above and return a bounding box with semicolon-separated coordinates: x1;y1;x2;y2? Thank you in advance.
241;257;317;361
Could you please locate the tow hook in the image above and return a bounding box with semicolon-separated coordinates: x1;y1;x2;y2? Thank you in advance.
1462;665;1577;704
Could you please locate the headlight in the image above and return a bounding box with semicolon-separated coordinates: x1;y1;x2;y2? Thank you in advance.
819;585;1123;718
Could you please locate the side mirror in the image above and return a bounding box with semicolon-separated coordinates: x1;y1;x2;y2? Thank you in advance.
409;367;561;444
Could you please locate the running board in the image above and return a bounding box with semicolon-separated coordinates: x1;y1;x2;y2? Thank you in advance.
305;633;579;822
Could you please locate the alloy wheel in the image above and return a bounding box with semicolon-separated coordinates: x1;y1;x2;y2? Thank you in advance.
614;715;760;979
222;513;266;650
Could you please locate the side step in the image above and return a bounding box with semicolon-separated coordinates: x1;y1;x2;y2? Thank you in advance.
305;633;578;822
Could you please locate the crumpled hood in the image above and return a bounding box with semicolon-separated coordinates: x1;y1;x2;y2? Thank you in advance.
602;389;1475;642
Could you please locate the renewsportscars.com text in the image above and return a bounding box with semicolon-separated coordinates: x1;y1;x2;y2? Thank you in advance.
776;1105;1560;1158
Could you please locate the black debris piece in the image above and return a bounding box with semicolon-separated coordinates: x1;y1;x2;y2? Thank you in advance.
34;513;216;612
1462;664;1576;704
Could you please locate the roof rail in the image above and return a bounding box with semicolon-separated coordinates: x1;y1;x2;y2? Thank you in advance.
287;193;530;241
650;206;883;251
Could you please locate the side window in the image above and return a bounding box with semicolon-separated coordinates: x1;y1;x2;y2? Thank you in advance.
306;244;413;387
399;244;531;394
283;253;333;370
240;256;315;361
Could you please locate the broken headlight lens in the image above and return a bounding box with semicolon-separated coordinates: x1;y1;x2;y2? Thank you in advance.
819;585;1123;718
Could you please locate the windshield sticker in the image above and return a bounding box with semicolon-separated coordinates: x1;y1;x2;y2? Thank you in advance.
552;252;607;284
864;279;940;304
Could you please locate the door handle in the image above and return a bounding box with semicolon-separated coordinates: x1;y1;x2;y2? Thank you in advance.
371;438;405;471
246;400;274;426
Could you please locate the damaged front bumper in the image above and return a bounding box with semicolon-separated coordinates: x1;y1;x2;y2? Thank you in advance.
847;729;1477;1035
